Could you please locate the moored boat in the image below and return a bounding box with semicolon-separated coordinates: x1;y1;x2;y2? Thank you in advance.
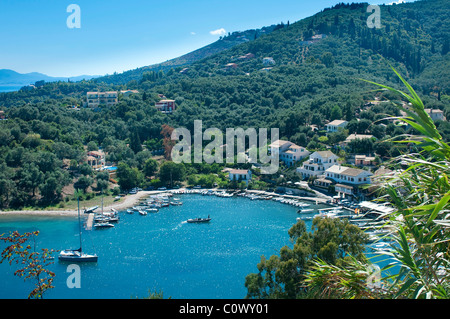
59;197;98;263
94;222;115;228
59;249;98;262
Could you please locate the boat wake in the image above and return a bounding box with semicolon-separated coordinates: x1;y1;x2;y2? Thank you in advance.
172;221;187;230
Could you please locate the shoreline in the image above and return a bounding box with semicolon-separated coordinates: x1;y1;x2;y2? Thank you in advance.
0;191;159;217
0;188;333;218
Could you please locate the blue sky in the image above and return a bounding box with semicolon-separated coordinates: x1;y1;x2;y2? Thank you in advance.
0;0;412;77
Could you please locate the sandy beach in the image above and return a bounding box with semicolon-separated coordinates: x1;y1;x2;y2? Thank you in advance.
0;191;158;217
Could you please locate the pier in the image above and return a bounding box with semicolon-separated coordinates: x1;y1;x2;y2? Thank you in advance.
85;213;94;230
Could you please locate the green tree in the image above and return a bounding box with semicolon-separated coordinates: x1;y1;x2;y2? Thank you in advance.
320;52;334;68
74;175;93;193
330;105;343;121
95;171;110;194
143;158;158;178
87;141;98;152
304;68;450;299
129;128;142;154
17;163;44;197
244;217;367;299
39;175;60;204
159;161;186;187
116;162;143;191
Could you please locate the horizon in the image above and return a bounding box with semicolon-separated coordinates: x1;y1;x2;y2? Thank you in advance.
0;0;414;78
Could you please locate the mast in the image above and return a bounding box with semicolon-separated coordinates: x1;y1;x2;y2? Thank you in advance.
78;193;82;252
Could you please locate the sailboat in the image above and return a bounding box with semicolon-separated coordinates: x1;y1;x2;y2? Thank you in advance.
59;196;98;262
93;195;114;228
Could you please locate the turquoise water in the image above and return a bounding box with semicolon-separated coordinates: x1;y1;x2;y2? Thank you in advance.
0;194;328;299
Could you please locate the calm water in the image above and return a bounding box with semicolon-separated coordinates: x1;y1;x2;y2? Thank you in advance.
0;86;21;93
0;194;328;299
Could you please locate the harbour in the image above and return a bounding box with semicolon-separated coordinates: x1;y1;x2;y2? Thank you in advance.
0;189;394;299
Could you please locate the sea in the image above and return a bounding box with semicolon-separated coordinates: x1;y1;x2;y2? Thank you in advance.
0;194;332;299
0;86;21;93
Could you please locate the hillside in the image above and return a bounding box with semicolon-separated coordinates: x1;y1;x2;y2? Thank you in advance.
0;0;449;209
96;25;277;84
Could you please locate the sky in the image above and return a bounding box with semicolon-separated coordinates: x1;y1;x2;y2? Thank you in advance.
0;0;413;77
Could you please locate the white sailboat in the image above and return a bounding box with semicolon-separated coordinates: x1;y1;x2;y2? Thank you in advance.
59;196;98;262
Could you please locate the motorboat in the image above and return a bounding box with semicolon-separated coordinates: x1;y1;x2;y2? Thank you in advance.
139;210;148;216
146;208;159;213
297;209;314;214
187;215;211;223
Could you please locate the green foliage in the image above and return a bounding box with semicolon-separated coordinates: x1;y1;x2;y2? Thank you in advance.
116;162;143;191
302;68;450;299
244;217;368;299
0;0;448;211
0;231;56;299
158;161;186;187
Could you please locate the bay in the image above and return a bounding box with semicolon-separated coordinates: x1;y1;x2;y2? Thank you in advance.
0;194;327;299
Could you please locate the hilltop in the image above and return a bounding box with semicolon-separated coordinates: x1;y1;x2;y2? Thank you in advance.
97;25;278;84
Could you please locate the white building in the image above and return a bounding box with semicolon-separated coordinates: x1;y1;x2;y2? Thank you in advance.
228;169;252;185
325;165;373;186
325;120;348;133
86;91;118;107
268;140;309;167
296;151;339;179
325;165;373;199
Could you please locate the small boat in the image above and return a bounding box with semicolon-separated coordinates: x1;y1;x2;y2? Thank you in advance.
107;216;120;223
94;215;110;223
127;209;134;214
297;209;314;214
94;222;114;228
170;201;182;206
59;249;98;262
83;206;99;214
146;208;159;213
187;215;211;223
139;210;147;216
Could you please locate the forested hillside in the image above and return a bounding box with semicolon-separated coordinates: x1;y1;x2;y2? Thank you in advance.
0;0;449;209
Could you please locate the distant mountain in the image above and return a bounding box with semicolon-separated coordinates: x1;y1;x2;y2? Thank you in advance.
96;25;278;84
0;69;100;86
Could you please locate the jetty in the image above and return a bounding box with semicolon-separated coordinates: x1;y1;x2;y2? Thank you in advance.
85;213;94;230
